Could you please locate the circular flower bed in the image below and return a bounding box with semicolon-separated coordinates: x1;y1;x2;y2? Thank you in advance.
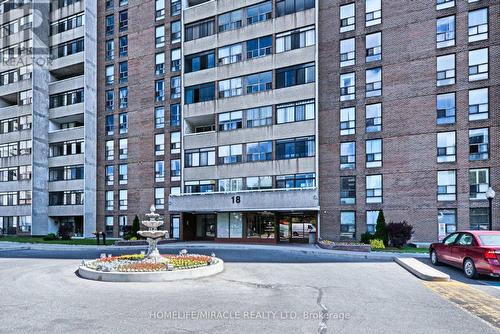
82;253;216;273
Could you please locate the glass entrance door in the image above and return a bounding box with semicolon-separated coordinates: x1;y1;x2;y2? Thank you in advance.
195;214;216;240
279;213;317;243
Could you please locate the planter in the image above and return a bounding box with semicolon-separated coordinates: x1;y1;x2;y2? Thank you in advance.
318;241;371;253
113;239;177;247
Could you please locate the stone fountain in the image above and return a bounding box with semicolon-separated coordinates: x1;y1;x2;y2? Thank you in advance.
138;205;168;262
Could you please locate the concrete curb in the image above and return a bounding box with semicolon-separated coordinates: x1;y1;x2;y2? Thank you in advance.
78;259;224;282
0;246;30;252
394;257;450;281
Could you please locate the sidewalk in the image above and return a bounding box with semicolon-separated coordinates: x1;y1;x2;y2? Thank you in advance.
0;240;428;260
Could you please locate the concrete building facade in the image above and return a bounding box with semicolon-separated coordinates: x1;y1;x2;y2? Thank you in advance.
1;0;498;243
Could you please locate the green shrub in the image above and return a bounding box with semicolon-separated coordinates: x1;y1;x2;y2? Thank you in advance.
370;239;385;249
360;232;374;244
43;233;59;241
131;215;140;239
374;210;388;246
58;224;73;240
129;237;137;241
387;221;414;248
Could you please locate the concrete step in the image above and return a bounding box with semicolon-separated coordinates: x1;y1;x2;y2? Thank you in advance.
395;257;450;281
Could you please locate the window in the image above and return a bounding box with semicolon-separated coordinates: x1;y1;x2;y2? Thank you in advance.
105;191;114;210
275;137;315;160
437;132;456;163
105;115;114;135
171;48;181;72
247;36;272;59
276;63;315;89
276;0;315;17
218;78;242;98
366;175;382;203
366;211;379;234
184;180;216;194
155;53;165;75
119;87;128;109
436;93;455;124
119;190;127;210
106;0;114;10
218;179;243;192
365;0;381;26
105;217;114;237
246;72;272;94
105;140;114;160
171;187;181;196
106;15;114;35
469;48;488;81
366;67;382;97
437;170;456;201
366;139;382;168
171;21;181;43
105;40;114;61
436;16;455;48
247;1;272;24
340;72;355;101
246;141;272;162
49;89;84;108
105;65;114;85
436;0;454;10
185;148;215;167
119;10;128;31
170;104;181;126
340;212;356;239
277;100;315;124
119;61;128;84
218;145;243;164
119;139;127;159
469;88;488;121
171;160;180;179
276;26;315;53
170;76;181;99
470;208;489;230
340;3;355;32
170;132;180;154
155;161;165;182
105;165;114;185
340;38;355;67
185;18;215;42
469;168;489;200
469;128;488;161
119;113;128;134
155;79;165;101
246;176;273;190
155;25;165;48
185;83;215;104
219;111;242;131
246;106;272;128
218;9;243;32
155;188;165;209
118;164;127;185
171;0;181;17
438;209;456;240
119;36;128;57
155;0;165;19
436;54;455;86
340;142;355;170
340;176;356;205
218;43;242;65
468;8;488;42
276;173;315;189
19;90;32;106
185;50;215;73
340;107;355;135
366;103;382;132
366;32;381;62
155;134;164;155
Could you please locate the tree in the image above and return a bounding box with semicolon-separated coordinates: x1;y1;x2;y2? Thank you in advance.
387;221;414;248
374;210;388;246
131;215;140;239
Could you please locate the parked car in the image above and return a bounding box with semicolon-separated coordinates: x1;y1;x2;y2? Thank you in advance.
429;231;500;279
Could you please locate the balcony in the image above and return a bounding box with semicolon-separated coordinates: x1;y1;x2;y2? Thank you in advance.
48;205;84;217
169;187;319;212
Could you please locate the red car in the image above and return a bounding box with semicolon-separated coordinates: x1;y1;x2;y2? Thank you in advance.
429;230;500;279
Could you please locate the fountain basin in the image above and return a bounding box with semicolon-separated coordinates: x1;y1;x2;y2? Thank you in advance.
78;258;224;282
137;231;167;239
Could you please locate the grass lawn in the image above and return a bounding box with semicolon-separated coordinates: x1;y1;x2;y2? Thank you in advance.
0;236;115;246
372;246;430;254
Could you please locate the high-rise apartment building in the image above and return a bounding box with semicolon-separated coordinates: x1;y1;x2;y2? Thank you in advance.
0;0;97;237
1;0;498;243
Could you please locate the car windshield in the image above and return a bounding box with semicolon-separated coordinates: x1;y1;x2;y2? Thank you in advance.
479;235;500;246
